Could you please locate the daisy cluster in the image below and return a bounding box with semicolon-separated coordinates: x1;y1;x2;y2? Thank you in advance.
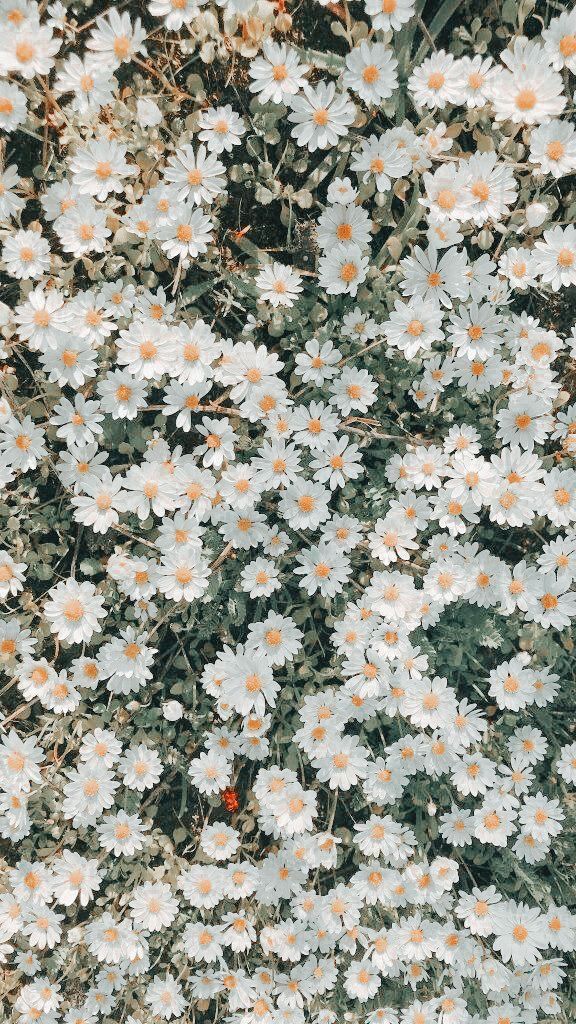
0;1;575;1023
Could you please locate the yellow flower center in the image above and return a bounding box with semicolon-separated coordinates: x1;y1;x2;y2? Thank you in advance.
313;108;329;126
515;88;536;111
15;40;34;63
557;247;575;268
340;262;358;282
362;64;380;84
427;72;445;90
95;161;112;180
64;599;84;621
113;36;131;59
559;34;576;57
437;188;455;211
547;140;565;160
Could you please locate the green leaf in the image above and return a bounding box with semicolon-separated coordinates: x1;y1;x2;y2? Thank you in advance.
414;0;465;63
294;48;345;73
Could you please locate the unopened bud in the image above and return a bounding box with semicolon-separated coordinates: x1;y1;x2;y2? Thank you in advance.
525;201;548;228
275;12;292;31
162;699;183;721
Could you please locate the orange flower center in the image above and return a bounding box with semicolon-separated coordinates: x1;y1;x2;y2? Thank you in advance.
471;180;489;201
437;189;455;211
15;40;34;63
559;34;576;57
113;36;131;59
547;140;565;160
555;487;570;506
64;599;84;622
557;247;574;268
95;161;112;180
332;753;349;769
515;413;531;430
407;318;423;336
427;72;445;90
336;222;353;241
313;108;329;126
362;64;380;84
484;811;500;830
515;88;536;111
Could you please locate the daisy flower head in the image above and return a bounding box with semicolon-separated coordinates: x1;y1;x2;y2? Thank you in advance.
492;901;547;966
288;81;356;152
86;9;147;67
408;51;462;110
294;337;342;385
533;225;576;290
200;822;241;861
327;176;358;204
318;243;369;297
464;151;518;226
0;81;27;131
198;104;246;154
96;810;149;857
364;0;415;33
44;579;107;645
255;262;303;307
14;282;70;350
249;40;309;105
422;162;472;224
350;131;412;192
493;42;566;125
163;144;226;204
149;0;200;30
294;543;352;598
498;246;538;290
400;245;469;308
529;119;576;178
156;202;214;262
456;54;498;107
316;202;372;252
145;973;185;1019
129;881;179;931
0;19;60;78
239;557;281;598
343;42;398;107
55;202;111;258
2;229;51;280
542;9;576;73
69;138;135;200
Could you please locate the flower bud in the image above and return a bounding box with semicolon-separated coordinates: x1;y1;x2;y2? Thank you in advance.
525;201;548;228
162;699;183;721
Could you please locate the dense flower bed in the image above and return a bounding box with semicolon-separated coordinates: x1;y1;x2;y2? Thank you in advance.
0;1;576;1022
